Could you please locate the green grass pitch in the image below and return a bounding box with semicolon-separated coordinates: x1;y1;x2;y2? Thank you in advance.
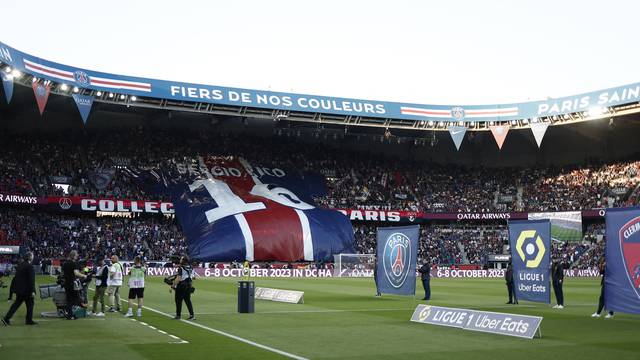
1;276;639;359
551;224;582;242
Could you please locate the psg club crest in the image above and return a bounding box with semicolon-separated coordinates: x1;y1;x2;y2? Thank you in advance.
74;71;90;86
58;197;72;210
382;232;412;288
451;106;465;120
619;216;640;297
36;84;46;96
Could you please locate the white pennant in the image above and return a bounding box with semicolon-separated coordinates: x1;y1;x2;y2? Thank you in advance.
530;122;549;148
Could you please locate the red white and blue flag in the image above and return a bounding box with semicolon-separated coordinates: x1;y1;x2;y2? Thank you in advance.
171;157;354;262
23;59;152;92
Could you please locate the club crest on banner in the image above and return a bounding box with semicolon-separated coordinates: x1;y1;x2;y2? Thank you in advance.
382;232;412;288
74;71;90;86
58;197;72;210
451;106;465;120
619;216;640;298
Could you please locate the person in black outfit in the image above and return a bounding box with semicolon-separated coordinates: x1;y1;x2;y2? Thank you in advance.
418;262;431;300
7;275;16;301
61;250;88;320
2;252;37;326
172;256;195;320
552;259;565;309
505;262;518;304
592;260;614;318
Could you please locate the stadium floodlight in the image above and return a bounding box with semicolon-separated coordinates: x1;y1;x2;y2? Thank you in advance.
588;106;605;117
108;93;114;98
522;118;529;124
428;120;434;127
96;91;103;97
511;120;517;125
31;77;38;83
73;86;79;93
60;84;69;91
458;121;464;126
119;94;126;100
489;121;495;126
3;66;10;73
11;69;21;78
130;96;137;102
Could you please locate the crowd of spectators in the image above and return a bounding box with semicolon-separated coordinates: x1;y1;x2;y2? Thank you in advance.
0;129;638;213
0;128;629;266
0;207;185;262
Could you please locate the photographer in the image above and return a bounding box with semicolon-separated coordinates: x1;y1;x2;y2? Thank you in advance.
62;250;88;320
172;256;195;320
2;252;36;326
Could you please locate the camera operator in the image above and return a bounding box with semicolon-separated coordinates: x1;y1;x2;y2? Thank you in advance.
62;250;88;320
172;256;195;320
2;252;36;326
90;258;109;317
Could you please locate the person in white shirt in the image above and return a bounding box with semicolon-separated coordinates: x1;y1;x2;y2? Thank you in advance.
107;255;123;313
125;256;146;318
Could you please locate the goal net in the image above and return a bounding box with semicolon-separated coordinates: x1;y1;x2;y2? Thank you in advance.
333;253;376;277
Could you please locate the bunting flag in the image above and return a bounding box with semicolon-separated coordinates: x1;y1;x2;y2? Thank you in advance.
489;125;510;149
530;122;549;148
1;72;13;104
447;126;467;151
32;82;51;115
72;94;94;124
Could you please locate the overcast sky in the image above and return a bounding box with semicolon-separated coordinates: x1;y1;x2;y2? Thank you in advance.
1;0;637;105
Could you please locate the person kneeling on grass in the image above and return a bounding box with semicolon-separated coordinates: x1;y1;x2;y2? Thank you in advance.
125;256;146;318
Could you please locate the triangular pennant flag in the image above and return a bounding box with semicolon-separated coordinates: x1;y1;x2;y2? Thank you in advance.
447;125;467;151
1;72;13;104
32;82;51;115
72;94;94;124
530;122;549;148
489;125;510;149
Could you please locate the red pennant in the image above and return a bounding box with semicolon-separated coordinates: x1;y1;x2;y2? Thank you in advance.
32;82;51;115
489;125;510;149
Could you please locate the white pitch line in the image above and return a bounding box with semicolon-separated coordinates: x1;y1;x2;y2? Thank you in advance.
139;305;309;360
158;330;168;335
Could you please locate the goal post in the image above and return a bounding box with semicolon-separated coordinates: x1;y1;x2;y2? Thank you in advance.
333;253;376;277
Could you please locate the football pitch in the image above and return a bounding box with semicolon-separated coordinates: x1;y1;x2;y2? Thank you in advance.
1;276;639;359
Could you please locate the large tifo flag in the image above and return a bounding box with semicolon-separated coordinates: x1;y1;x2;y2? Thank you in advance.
605;207;640;315
508;220;551;303
375;225;419;295
171;157;354;262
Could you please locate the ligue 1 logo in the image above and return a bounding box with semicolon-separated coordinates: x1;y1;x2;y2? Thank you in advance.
619;216;640;298
382;232;411;288
418;305;432;321
74;71;90;86
515;230;546;268
451;106;465;120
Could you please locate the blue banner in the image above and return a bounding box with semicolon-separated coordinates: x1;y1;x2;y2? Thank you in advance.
375;225;419;296
3;40;640;122
1;71;12;103
508;220;551;303
72;94;94;124
605;207;640;315
448;126;467;150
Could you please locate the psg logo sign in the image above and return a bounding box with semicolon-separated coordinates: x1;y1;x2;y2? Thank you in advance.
74;71;90;86
619;216;640;298
382;232;412;288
